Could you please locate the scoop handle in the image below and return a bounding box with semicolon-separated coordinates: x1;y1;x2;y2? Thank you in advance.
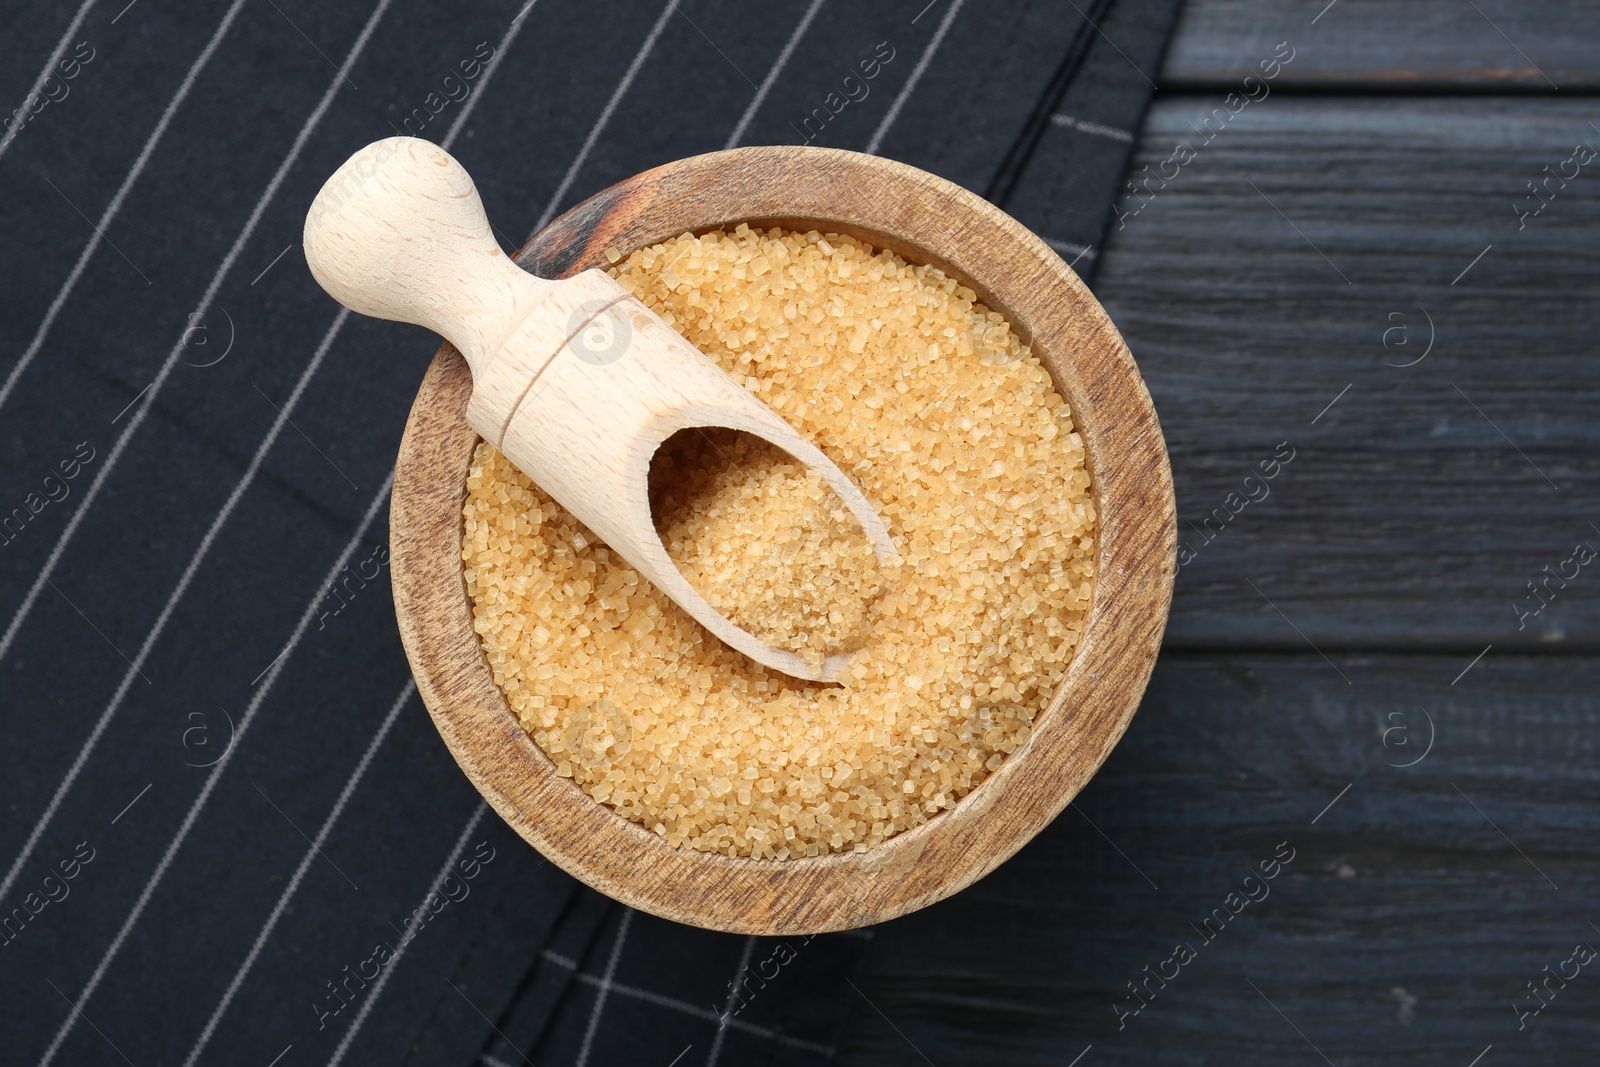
302;137;551;374
303;137;899;684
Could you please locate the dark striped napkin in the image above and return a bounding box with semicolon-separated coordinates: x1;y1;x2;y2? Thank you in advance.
0;1;1177;1064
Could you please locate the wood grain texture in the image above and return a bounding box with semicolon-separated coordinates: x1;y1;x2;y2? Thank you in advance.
843;653;1600;1066
1163;0;1600;89
303;137;555;378
390;146;1176;935
1092;96;1600;650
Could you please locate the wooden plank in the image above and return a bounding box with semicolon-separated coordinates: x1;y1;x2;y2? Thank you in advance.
1163;0;1600;89
1086;96;1600;649
844;653;1600;1065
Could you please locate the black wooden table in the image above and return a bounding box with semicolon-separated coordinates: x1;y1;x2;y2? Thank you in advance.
844;2;1600;1064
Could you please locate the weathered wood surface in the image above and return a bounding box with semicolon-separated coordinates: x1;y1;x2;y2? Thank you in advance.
844;654;1600;1065
1094;96;1600;650
1164;0;1600;89
847;3;1600;1062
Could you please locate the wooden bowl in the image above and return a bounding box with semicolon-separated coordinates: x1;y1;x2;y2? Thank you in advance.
391;146;1174;935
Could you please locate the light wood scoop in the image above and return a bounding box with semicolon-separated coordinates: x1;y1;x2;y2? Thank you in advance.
303;137;896;682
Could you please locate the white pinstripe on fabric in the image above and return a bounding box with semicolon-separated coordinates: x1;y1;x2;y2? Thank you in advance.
35;465;394;1065
864;0;967;156
179;681;416;1067
0;0;98;164
723;0;826;150
539;950;836;1057
0;0;390;670
0;305;350;910
530;0;678;235
0;0;252;412
325;803;491;1067
1050;112;1134;142
3;10;415;1016
574;908;635;1067
706;935;757;1066
1043;236;1097;268
0;0;390;916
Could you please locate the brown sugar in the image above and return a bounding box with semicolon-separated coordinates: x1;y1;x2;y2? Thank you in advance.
462;225;1095;860
650;427;894;670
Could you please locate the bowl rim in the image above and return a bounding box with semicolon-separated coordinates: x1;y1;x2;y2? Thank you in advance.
391;144;1175;935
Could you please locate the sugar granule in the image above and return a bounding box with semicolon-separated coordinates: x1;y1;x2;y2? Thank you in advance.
650;427;894;670
462;225;1095;860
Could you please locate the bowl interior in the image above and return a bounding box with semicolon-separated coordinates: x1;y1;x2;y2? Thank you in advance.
392;145;1174;934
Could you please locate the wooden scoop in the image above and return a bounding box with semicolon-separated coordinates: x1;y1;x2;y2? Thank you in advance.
303;137;896;682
